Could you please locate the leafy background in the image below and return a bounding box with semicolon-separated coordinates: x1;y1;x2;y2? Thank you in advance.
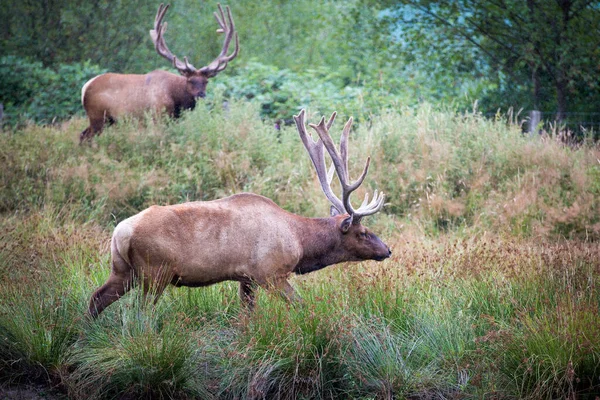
2;0;599;129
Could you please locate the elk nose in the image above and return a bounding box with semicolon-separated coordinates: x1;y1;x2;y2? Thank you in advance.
387;248;392;258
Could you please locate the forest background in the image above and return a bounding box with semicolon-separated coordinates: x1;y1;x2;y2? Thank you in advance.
1;0;599;131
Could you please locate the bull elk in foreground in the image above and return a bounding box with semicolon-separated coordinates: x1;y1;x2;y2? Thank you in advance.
88;109;391;318
79;3;239;143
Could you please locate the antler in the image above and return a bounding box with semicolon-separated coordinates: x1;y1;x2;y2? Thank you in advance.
150;3;197;75
199;4;239;77
294;109;385;222
294;109;345;215
150;3;239;78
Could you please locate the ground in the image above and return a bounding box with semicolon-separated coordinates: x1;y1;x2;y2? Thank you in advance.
0;384;67;400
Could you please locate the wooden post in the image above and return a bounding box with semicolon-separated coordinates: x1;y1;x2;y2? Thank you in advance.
529;110;541;135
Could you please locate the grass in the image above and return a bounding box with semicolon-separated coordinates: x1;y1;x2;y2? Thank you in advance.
0;99;599;398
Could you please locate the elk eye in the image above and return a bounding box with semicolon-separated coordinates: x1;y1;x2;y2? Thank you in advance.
360;232;368;239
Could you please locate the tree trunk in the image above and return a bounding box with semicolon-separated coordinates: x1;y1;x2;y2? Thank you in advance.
531;65;540;110
555;76;567;123
553;0;572;123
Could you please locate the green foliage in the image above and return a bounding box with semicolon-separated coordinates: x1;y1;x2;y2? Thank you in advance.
0;56;105;125
0;0;156;72
386;1;600;119
214;62;408;122
2;0;599;128
68;296;212;400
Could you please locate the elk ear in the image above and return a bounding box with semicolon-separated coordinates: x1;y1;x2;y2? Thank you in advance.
330;205;342;217
340;215;353;233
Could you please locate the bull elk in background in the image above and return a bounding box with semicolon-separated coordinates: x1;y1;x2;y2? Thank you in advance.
79;3;239;143
88;109;391;318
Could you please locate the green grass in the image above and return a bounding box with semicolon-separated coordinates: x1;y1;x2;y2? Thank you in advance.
67;295;214;400
1;100;599;398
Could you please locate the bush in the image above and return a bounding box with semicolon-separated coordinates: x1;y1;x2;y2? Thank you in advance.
0;56;105;126
213;61;408;123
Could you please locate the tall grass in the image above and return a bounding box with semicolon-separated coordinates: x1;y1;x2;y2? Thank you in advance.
1;100;599;398
67;294;214;400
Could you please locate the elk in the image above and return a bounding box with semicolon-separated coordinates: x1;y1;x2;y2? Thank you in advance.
79;3;239;143
88;109;391;318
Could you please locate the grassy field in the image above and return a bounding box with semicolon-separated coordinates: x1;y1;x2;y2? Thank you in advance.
1;100;599;399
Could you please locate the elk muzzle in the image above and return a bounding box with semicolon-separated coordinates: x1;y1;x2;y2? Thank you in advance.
372;236;392;261
374;247;392;261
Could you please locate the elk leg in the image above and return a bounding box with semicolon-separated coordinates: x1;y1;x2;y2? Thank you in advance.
239;281;256;310
80;111;112;143
88;241;136;318
88;271;135;319
79;119;104;143
79;126;93;143
272;278;303;303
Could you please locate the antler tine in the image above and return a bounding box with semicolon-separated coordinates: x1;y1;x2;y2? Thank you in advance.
213;3;227;33
360;192;370;208
294;110;345;214
154;3;169;28
325;112;337;185
339;116;352;181
213;5;233;57
309;118;358;214
212;31;239;74
224;6;240;62
308;112;384;222
200;3;239;77
326;111;336;130
355;190;385;217
150;3;197;75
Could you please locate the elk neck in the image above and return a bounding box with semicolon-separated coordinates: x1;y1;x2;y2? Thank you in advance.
292;216;347;274
171;75;197;117
146;70;197;117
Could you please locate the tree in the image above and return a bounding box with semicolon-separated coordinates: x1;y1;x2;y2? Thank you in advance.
387;0;600;121
0;0;156;72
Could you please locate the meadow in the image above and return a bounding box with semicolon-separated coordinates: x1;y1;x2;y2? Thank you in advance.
1;99;599;399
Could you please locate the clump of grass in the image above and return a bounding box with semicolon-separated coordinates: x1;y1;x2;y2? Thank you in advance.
67;291;214;400
220;292;347;400
165;282;240;325
484;300;600;399
343;319;446;399
0;284;82;385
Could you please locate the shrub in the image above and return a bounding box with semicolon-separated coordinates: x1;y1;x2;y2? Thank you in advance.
0;56;105;126
213;61;407;123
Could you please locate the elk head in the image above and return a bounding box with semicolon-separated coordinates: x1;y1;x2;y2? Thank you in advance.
150;3;239;100
294;109;390;265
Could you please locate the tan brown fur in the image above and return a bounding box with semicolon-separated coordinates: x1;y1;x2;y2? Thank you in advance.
80;71;200;140
88;193;390;318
